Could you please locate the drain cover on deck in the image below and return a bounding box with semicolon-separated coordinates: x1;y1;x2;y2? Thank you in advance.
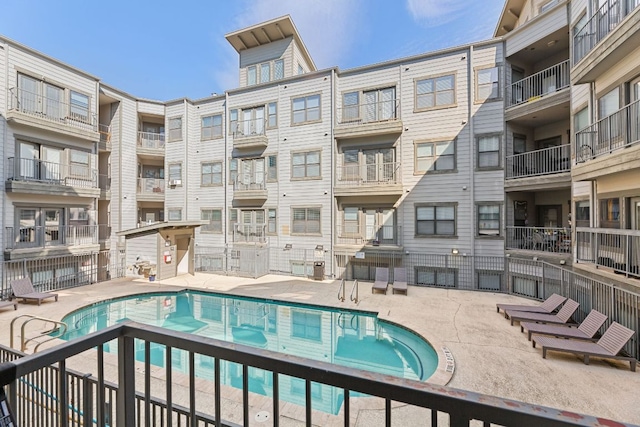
255;411;270;423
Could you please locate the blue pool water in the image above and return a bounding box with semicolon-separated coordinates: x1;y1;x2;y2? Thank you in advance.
60;290;438;415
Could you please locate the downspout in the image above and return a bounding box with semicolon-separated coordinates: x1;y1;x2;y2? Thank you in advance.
330;68;336;278
468;45;475;257
224;92;229;247
183;99;189;220
2;42;8;271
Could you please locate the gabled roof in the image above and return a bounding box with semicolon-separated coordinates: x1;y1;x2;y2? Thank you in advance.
116;221;207;238
225;15;316;71
494;0;526;36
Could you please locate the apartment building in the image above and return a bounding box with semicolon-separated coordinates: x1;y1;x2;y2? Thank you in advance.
1;0;639;289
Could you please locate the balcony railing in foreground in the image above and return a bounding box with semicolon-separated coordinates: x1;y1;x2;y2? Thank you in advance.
5;225;99;251
335;162;401;187
336;224;402;246
7;157;97;188
506;144;570;179
506;226;572;253
575;98;640;162
576;227;640;277
233;223;267;243
0;321;627;427
507;60;570;107
336;99;399;126
573;0;640;64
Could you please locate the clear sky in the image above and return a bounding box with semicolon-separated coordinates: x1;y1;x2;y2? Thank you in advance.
1;0;506;101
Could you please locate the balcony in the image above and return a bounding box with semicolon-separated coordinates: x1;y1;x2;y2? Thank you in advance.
98;174;111;199
232;119;268;150
6;157;99;198
232;174;267;201
573;0;640;83
6;87;98;140
233;223;267;244
137;131;165;159
573;99;640;180
334;162;403;197
334;99;402;139
506;226;572;254
5;225;99;257
576;227;640;277
98;124;111;151
137;178;165;202
505;144;571;190
335;224;402;248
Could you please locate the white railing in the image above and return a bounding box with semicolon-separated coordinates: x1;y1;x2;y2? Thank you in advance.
233;223;267;243
576;227;640;277
507;60;570;107
506;144;570;178
336;224;402;246
336;99;399;125
5;225;98;250
575;98;640;162
137;178;165;194
573;0;640;64
7;157;97;188
233;174;267;192
137;132;165;150
7;87;97;132
335;162;401;186
506;226;572;253
232;118;267;138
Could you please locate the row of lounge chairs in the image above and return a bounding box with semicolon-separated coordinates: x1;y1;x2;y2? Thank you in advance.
0;277;59;311
497;294;637;372
372;267;407;295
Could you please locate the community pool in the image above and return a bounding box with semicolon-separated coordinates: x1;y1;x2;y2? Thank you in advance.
60;290;438;415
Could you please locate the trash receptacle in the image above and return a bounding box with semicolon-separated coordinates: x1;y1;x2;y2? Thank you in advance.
313;261;325;280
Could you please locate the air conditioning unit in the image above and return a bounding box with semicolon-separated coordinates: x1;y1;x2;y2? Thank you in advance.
169;179;181;186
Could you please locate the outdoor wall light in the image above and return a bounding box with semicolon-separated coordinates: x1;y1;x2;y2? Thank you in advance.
284;243;292;250
315;245;323;251
451;248;459;255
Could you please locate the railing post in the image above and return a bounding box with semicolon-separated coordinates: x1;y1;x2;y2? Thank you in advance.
82;373;93;426
116;335;136;427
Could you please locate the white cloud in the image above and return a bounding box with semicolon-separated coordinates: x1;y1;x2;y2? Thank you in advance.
405;0;466;25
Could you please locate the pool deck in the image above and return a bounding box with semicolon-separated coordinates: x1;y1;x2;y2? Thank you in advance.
1;273;639;425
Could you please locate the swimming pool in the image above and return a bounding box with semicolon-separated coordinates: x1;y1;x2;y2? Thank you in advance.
60;290;438;415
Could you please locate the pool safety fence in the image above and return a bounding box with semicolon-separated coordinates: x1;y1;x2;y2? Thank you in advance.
0;321;632;427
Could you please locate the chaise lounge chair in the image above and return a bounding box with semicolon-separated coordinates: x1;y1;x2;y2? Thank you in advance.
0;299;18;311
521;309;608;341
392;267;408;295
372;267;389;294
10;277;58;306
532;322;637;371
505;299;579;326
496;293;566;316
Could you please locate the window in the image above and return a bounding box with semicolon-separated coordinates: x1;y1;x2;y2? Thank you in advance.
415;74;455;110
415;267;457;287
260;63;270;83
478;204;501;236
201;209;222;233
201;115;222;140
168;209;182;221
477;134;501;168
69;149;91;179
267;155;277;181
415;140;455;172
342;92;359;122
267;102;277;128
598;88;619;119
342;207;359;234
238;106;265;136
247;66;257;86
292;94;320;124
201;162;222;186
476;66;500;101
416;205;456;236
228;208;238;234
229;159;238;184
292;151;321;179
168;117;182;142
267;209;277;234
292;208;321;235
574;107;589;132
274;59;284;80
69;91;89;122
575;200;590;227
599;198;620;228
298;64;304;75
229;109;238;134
291;310;321;341
540;0;558;13
168;163;182;184
362;87;396;122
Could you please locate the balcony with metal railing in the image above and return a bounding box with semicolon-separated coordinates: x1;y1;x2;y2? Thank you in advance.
335;162;403;197
335;99;402;139
232;118;269;149
5;225;99;254
505;144;571;189
574;99;640;179
136;178;165;201
136;131;165;158
576;227;640;278
232;174;268;201
233;223;267;244
98;124;111;151
6;87;98;139
335;224;402;248
506;226;572;254
6;157;99;198
573;0;640;82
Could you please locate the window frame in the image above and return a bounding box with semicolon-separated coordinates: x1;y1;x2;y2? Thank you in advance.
475;65;501;102
273;59;284;80
291;93;321;125
267;155;277;182
69;90;91;123
477;203;502;237
476;133;502;170
414;139;457;174
267;102;278;129
267;208;277;235
168;208;183;222
200;208;223;234
201;161;223;187
247;66;257;86
415;203;458;238
414;73;457;111
414;266;458;288
201;114;223;140
291;207;322;236
168;117;183;142
291;150;321;180
168;162;182;186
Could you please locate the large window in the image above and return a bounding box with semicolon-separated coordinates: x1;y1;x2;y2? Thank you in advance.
292;208;321;235
168;163;182;185
415;74;455;110
415;140;455;172
416;204;456;236
291;310;321;341
415;267;457;287
201;114;222;140
168;117;182;142
201;209;222;233
292;151;321;179
201;162;222;186
292;94;321;124
477;134;501;169
478;204;501;236
476;66;500;101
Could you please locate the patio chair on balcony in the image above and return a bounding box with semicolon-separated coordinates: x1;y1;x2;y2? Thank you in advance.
496;293;566;316
372;267;389;294
10;277;58;306
0;299;18;311
504;299;579;326
521;309;608;341
532;322;637;372
392;267;408;295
